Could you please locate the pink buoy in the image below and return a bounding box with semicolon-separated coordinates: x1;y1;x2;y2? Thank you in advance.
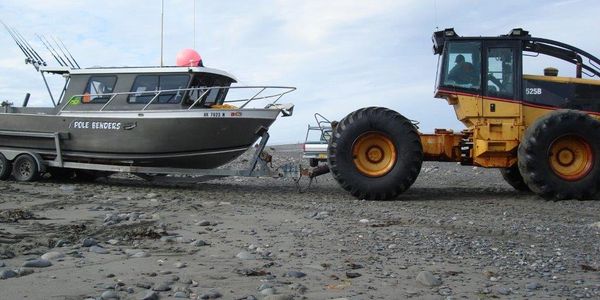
176;48;203;67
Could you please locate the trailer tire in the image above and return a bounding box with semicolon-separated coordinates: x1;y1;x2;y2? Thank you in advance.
328;107;423;200
500;165;530;192
0;153;12;180
12;154;40;182
518;109;600;200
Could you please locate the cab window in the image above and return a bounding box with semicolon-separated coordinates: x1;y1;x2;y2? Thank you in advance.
128;75;190;104
83;76;117;104
486;48;514;98
442;41;481;91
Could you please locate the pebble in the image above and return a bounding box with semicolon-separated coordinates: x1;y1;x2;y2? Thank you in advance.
22;259;52;268
100;290;119;299
152;282;171;291
136;282;152;289
174;262;187;269
0;261;3;267
54;240;68;248
197;220;211;226
260;288;276;295
90;246;109;254
41;251;65;261
190;240;209;247
141;291;159;300
0;269;18;279
107;239;119;245
82;237;98;247
236;251;256;260
199;290;222;299
286;270;306;278
129;251;150;258
416;271;442;287
526;282;542;290
346;272;362;278
359;219;369;224
16;267;34;277
263;295;293;300
497;287;511;295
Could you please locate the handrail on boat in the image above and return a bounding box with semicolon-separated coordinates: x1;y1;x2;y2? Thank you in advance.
60;86;296;113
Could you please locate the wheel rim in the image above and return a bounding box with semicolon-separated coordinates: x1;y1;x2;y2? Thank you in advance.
548;135;594;181
17;160;33;179
352;132;397;177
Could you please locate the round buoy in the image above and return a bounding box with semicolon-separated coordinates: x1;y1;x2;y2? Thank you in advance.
176;48;203;67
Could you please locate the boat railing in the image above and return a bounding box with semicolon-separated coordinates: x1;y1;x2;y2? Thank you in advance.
60;86;296;113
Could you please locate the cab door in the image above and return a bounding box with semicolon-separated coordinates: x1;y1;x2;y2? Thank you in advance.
482;40;521;118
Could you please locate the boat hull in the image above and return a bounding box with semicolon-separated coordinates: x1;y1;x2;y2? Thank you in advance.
0;109;279;169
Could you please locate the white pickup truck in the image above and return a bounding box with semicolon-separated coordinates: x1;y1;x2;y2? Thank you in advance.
302;113;333;167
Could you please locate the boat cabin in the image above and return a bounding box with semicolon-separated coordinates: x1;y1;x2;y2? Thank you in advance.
8;66;238;114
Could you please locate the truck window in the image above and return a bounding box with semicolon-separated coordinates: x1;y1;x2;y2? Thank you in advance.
442;41;481;91
486;48;514;98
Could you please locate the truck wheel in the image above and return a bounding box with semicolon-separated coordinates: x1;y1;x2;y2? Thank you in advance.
328;107;423;200
0;153;12;180
500;165;530;191
12;154;40;182
518;110;600;200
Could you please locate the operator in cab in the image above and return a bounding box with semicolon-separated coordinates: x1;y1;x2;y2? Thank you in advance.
447;54;478;85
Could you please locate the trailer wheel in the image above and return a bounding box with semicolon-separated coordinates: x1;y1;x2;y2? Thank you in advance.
0;153;12;180
309;158;319;168
12;154;40;182
328;107;423;200
518;110;600;200
499;165;530;192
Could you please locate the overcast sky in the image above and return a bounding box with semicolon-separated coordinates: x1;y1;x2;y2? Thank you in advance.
1;0;599;144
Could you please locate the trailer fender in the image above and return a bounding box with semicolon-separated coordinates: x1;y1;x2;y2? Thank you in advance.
0;150;46;173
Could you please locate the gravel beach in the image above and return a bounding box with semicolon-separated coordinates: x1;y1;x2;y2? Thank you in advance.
0;144;599;299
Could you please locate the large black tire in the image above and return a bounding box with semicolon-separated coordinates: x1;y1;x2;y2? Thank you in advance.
12;154;40;182
500;164;530;192
0;153;12;180
328;107;423;200
518;110;600;200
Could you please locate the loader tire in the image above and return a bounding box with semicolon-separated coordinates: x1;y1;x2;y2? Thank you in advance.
328;107;423;200
500;165;530;192
518;109;600;200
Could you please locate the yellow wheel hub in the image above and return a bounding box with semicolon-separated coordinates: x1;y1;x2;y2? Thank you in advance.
352;132;397;177
548;135;594;181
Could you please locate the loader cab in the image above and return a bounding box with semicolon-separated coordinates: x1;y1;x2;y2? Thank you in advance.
434;31;522;101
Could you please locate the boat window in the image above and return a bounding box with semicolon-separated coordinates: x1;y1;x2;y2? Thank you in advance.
441;41;481;91
128;75;190;104
83;76;117;104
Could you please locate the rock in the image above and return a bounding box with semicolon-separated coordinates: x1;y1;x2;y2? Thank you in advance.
174;262;187;269
257;283;273;291
288;283;307;294
286;270;306;278
100;290;119;299
0;261;4;267
22;259;52;268
145;193;158;199
260;288;275;295
126;287;134;294
190;240;209;247
263;295;293;300
197;220;211;226
16;267;34;277
152;282;171;291
129;251;150;258
359;219;369;224
0;249;15;259
0;269;18;279
136;282;153;289
173;291;187;298
416;271;441;287
82;237;98;247
41;251;65;261
54;240;69;248
526;282;542;290
199;290;222;299
90;246;109;254
497;287;511;295
236;251;256;260
107;239;119;245
346;272;362;278
141;291;159;300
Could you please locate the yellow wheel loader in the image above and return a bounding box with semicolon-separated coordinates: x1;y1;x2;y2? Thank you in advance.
325;28;600;200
